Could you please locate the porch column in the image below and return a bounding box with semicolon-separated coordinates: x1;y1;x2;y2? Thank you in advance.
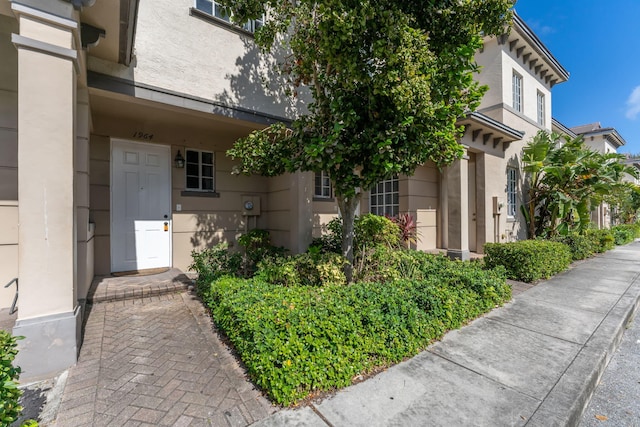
12;2;81;381
445;150;470;260
289;171;314;253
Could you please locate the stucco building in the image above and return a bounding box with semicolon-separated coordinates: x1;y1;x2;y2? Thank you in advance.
0;1;567;380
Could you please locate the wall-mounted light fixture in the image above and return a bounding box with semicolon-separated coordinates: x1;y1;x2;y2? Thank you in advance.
174;150;185;168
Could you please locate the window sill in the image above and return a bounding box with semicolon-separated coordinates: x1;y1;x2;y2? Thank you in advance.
181;190;220;198
189;8;256;38
313;197;335;202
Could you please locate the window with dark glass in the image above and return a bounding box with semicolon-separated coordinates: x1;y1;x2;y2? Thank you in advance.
194;0;263;32
370;175;399;217
186;149;214;191
314;171;331;199
507;167;517;217
512;71;523;113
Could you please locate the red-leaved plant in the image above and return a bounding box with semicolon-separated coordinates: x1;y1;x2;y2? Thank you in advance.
387;213;419;247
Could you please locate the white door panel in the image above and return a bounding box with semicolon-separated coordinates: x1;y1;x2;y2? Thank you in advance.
111;140;172;272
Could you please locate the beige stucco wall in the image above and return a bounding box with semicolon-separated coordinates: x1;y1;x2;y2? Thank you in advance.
87;0;303;120
473;35;562;244
89;105;274;274
584;135;618;154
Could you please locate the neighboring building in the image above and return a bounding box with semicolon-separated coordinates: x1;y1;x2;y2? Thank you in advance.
571;122;627;228
0;1;567;380
376;11;568;255
571;122;626;155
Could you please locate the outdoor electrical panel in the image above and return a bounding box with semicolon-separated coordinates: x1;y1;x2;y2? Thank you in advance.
492;196;504;215
242;195;261;216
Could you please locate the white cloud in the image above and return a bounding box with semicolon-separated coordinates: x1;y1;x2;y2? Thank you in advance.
626;86;640;120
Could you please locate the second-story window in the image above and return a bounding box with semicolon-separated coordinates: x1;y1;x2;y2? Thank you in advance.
195;0;264;33
186;149;215;191
512;71;523;113
314;171;332;199
537;91;545;126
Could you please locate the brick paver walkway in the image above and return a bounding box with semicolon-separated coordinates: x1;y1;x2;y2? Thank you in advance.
53;292;275;426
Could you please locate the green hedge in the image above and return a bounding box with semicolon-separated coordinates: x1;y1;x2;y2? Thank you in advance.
484;240;572;282
1;331;23;426
585;228;615;253
199;253;510;405
612;224;640;245
548;233;595;261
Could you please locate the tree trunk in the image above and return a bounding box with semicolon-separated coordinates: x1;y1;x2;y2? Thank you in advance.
336;194;360;283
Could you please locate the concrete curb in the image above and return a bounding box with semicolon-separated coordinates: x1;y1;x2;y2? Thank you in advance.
526;273;640;426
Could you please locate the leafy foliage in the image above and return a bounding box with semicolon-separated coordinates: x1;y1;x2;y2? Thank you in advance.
388;213;419;246
1;331;23;426
611;223;640;245
484;240;572;282
310;217;343;254
200;255;510;405
256;252;348;287
548;233;596;261
522;131;637;238
223;0;514;274
237;229;287;276
354;214;400;251
585;228;615;253
608;183;640;225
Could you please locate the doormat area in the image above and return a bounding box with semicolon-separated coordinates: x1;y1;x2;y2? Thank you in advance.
111;267;170;277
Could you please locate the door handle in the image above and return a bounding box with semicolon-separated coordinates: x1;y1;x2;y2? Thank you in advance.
164;214;168;219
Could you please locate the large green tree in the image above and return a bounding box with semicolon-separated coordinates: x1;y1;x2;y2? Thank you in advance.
522;131;637;238
225;0;514;279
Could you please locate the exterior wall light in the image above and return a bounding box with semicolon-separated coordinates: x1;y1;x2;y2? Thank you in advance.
174;150;185;168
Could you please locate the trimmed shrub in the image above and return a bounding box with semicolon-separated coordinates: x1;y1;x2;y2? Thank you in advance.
612;224;639;245
238;229;287;276
484;240;572;282
1;331;23;426
549;233;595;261
200;255;510;405
354;214;401;250
585;228;615;253
256;253;348;287
310;217;343;254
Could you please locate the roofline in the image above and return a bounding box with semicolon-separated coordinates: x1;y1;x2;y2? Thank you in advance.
551;118;577;138
575;128;627;148
462;111;525;141
512;11;570;82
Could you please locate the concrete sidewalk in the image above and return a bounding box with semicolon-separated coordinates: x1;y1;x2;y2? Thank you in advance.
255;242;640;427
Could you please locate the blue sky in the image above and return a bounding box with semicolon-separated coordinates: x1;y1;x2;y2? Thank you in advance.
514;0;640;154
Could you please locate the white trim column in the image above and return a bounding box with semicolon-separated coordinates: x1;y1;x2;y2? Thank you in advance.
12;2;82;381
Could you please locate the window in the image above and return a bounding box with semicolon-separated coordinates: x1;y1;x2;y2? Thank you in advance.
194;0;264;33
512;71;523;113
186;149;214;191
314;171;332;199
506;167;517;218
370;175;399;217
537;91;545;126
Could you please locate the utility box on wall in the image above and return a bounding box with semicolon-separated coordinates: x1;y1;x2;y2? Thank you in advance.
242;195;261;216
492;196;505;215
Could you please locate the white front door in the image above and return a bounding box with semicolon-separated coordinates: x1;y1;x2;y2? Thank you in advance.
111;140;172;272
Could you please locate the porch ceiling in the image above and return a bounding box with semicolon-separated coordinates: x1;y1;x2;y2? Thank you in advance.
89;88;264;144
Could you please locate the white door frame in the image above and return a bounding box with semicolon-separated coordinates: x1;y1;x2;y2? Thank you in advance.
110;139;172;272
